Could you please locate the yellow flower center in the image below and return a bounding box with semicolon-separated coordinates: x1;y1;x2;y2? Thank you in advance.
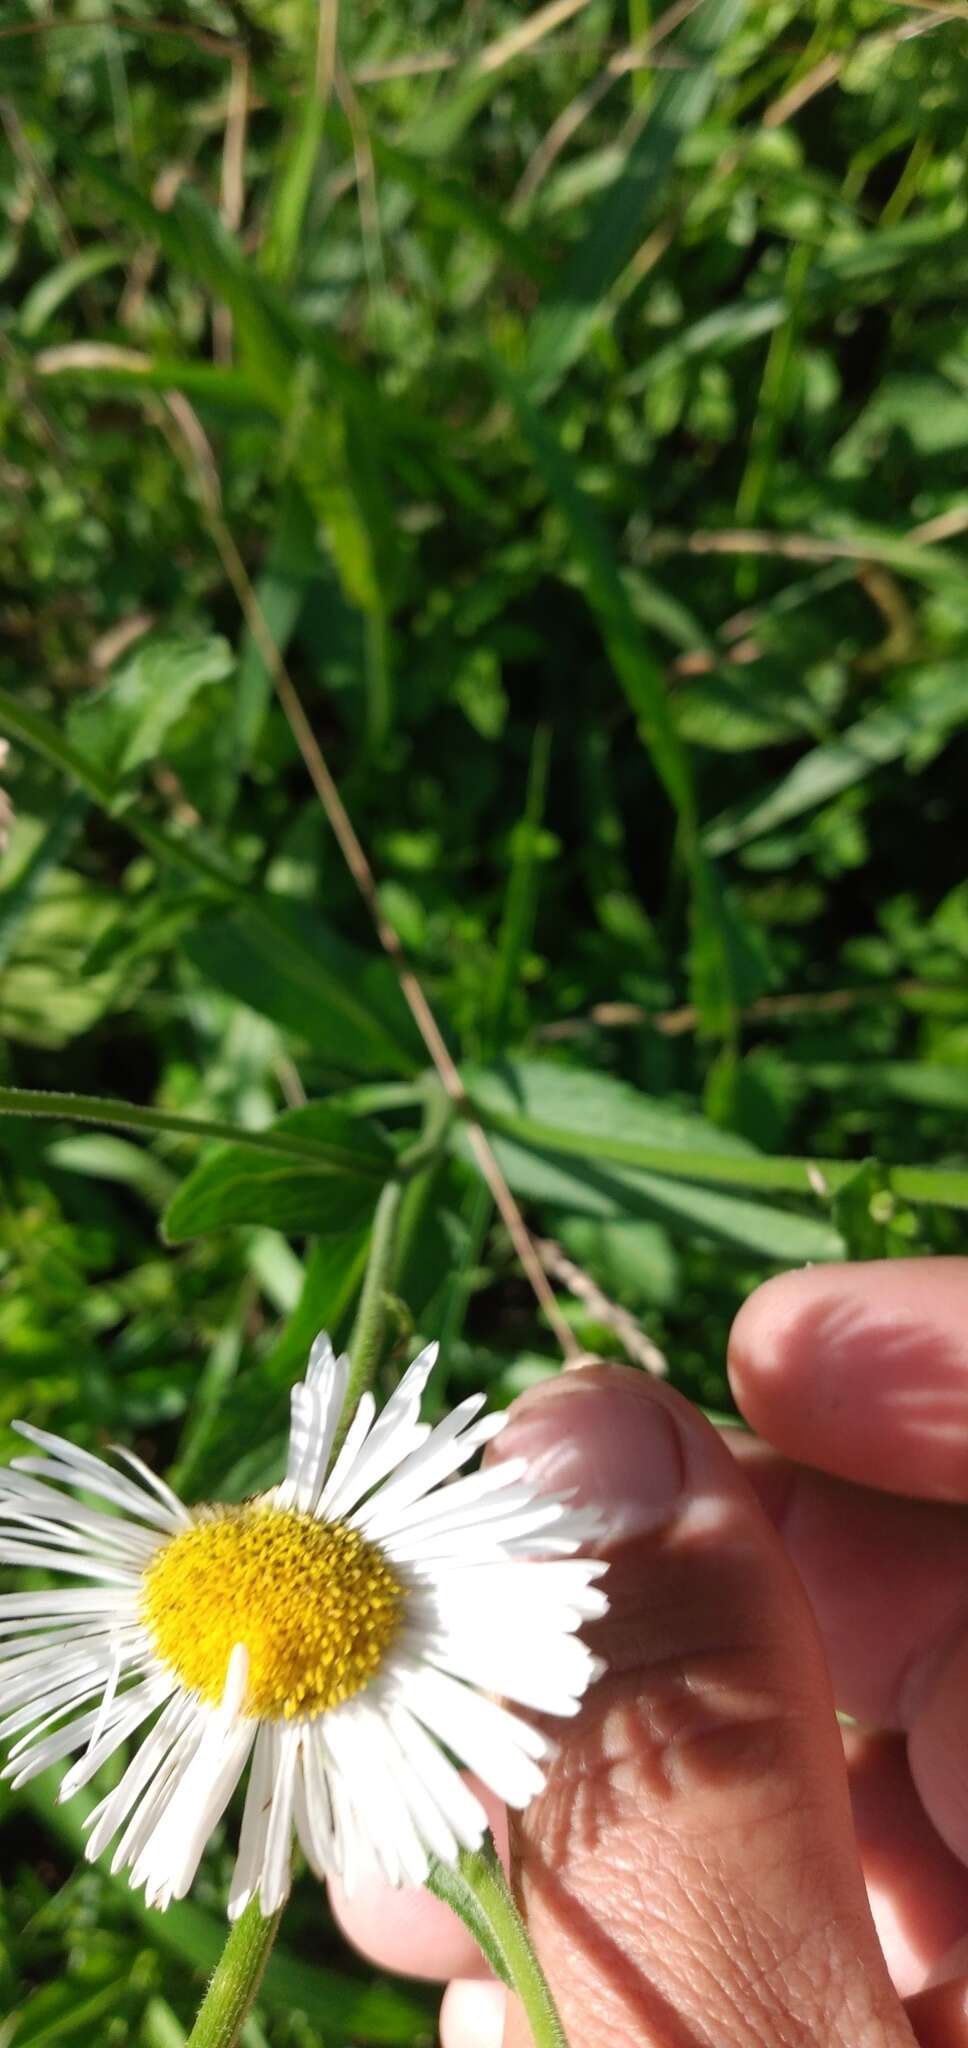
140;1502;405;1720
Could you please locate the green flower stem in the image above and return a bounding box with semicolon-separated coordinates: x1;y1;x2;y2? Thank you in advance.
342;1174;404;1420
335;1085;452;1450
428;1836;569;2048
185;1901;282;2048
0;1084;380;1170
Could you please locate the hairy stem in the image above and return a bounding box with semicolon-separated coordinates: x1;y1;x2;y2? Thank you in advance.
428;1836;568;2048
185;1901;282;2048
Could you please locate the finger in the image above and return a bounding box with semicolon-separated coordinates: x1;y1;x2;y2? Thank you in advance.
729;1436;968;1731
906;1937;968;2048
729;1436;968;1869
846;1731;968;1997
486;1366;911;2048
729;1258;968;1499
909;1631;968;1869
328;1784;507;1982
330;1876;490;1982
440;1979;507;2048
906;1977;968;2048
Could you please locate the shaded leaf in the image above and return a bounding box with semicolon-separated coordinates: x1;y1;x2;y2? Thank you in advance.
163;1102;391;1241
184;898;423;1076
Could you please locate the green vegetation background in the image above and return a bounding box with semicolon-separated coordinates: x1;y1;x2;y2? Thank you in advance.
1;0;967;2037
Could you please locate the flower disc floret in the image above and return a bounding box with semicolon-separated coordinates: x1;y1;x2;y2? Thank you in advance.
141;1502;405;1719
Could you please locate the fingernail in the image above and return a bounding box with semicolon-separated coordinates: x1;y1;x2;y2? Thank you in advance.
493;1377;685;1546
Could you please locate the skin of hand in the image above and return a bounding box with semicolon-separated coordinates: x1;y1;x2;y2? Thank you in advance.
331;1259;968;2048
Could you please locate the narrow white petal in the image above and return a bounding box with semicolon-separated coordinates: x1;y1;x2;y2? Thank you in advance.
112;1716;205;1875
228;1723;275;1921
325;1754;374;1897
306;1330;336;1388
395;1664;551;1808
0;1589;138;1622
425;1634;604;1714
58;1675;174;1794
133;1656;254;1907
277;1342;348;1517
372;1463;532;1542
85;1694;195;1861
8;1675;168;1791
314;1391;375;1515
362;1708;460;1867
293;1729;335;1880
0;1652;143;1742
0;1541;137;1584
319;1343;438;1520
259;1725;298;1915
324;1704;428;1888
0;1472;160;1558
11;1425;183;1530
111;1448;192;1528
386;1701;488;1851
353;1407;507;1535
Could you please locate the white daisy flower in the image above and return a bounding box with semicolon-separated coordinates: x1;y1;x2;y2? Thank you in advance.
0;1338;607;1918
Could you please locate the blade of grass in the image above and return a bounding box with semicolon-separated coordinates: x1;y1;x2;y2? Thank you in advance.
486;724;552;1055
524;0;747;398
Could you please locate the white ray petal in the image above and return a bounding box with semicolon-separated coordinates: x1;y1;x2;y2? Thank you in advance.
324;1703;428;1888
111;1448;192;1528
0;1541;138;1584
259;1724;298;1916
352;1407;507;1534
293;1729;335;1880
111;1717;206;1876
85;1694;196;1861
313;1391;375;1516
133;1649;253;1908
386;1700;488;1851
318;1343;438;1520
11;1425;184;1529
277;1341;348;1516
228;1723;275;1921
395;1663;552;1808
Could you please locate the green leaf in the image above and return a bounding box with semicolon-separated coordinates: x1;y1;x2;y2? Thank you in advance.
556;1213;680;1309
184;898;422;1076
806;1061;968;1111
45;1132;178;1208
34;351;268;412
704;665;968;854
0;794;87;970
19;242;127;337
523;0;747;396
830;1159;905;1260
426;1847;515;1988
461;1060;845;1261
374;135;551;286
66;634;234;778
261;85;328;286
462;1059;968;1213
689;859;771;1036
496;364;695;828
486;724;551;1052
0;682;243;892
163;1102;392;1241
229;485;318;774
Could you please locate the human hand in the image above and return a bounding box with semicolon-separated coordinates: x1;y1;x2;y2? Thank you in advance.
332;1259;968;2047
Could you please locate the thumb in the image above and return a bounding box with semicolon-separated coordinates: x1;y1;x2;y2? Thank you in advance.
488;1368;914;2048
